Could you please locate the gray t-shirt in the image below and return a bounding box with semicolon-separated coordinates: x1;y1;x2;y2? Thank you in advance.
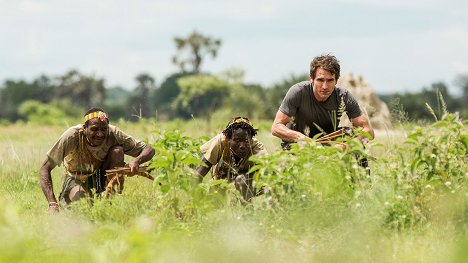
279;80;362;137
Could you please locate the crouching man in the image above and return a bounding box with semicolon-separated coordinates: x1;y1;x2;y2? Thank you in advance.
194;117;266;202
39;107;155;212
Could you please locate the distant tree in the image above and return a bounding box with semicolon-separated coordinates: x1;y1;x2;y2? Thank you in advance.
18;100;67;125
0;76;55;121
49;98;84;118
265;74;309;118
105;86;131;120
454;74;468;118
381;81;457;121
153;72;194;120
0;80;31;120
127;73;156;120
173;74;229;119
172;30;222;74
455;74;468;97
30;75;55;103
219;68;268;119
55;70;106;109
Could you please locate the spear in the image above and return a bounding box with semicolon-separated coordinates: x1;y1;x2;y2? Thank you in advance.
315;128;352;143
104;166;154;197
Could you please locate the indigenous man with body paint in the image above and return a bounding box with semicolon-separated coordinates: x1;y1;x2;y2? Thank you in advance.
271;54;375;148
39;107;155;212
194;117;266;202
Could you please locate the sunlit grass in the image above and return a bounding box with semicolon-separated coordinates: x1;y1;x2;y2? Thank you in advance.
0;118;466;262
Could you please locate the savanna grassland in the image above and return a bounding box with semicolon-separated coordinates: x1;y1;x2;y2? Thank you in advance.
0;114;466;263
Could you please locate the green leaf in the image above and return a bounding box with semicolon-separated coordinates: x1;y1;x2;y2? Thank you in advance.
160;184;171;193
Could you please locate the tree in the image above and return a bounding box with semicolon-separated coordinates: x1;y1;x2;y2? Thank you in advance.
172;30;222;74
173;74;229;119
153;72;194;120
127;73;156;119
0;76;55;121
454;74;468;118
55;70;106;110
0;80;32;120
31;75;55;102
219;68;268;119
105;86;132;120
455;74;468;104
381;81;457;121
266;73;309;118
18;100;67;125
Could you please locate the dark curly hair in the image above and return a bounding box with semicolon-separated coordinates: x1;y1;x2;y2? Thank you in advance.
222;117;258;139
310;54;341;80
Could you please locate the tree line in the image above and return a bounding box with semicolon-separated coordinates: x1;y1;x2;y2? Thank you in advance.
380;78;468;123
0;30;467;125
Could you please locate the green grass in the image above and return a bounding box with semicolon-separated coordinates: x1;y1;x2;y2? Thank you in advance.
0;116;466;263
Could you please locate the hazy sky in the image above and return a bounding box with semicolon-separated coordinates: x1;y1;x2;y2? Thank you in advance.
1;0;467;94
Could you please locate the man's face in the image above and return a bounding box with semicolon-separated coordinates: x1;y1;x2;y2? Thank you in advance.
312;67;337;102
228;128;253;159
84;118;109;146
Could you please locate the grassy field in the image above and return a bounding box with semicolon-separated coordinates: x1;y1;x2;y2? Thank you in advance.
0;116;466;263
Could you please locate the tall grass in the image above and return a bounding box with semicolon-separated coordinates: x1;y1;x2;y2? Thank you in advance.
0;115;466;263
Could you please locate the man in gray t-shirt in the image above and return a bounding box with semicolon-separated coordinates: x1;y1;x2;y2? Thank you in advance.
272;54;374;146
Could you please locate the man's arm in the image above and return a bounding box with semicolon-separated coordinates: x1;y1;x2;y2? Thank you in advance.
194;157;213;183
271;110;307;142
39;158;59;212
128;145;155;172
351;114;375;141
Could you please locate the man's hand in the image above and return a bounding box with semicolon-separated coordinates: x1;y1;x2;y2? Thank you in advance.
128;159;140;173
192;173;203;187
351;114;374;140
272;111;307;142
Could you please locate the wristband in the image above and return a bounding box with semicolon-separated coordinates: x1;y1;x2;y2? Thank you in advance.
48;202;59;208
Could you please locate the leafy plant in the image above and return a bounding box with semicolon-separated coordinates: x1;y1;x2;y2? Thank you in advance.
382;112;467;229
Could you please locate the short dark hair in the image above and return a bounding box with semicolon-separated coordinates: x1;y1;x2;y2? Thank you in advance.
310;54;340;80
222;117;258;139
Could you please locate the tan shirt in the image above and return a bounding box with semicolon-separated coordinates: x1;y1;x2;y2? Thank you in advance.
47;124;147;176
200;133;265;180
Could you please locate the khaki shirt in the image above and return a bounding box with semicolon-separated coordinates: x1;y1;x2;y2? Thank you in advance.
47;124;147;176
200;133;265;180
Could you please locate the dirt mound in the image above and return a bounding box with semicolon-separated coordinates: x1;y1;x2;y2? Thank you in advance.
337;73;392;129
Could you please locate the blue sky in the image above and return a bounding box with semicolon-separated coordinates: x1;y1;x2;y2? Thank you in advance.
1;0;467;94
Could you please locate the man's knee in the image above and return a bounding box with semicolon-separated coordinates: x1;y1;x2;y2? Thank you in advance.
105;146;125;168
108;146;124;159
69;185;87;202
234;174;248;187
234;174;254;202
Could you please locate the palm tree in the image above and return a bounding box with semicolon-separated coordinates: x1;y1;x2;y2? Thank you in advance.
172;30;222;74
129;73;155;118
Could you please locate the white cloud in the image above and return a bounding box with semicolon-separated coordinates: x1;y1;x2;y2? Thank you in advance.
1;0;467;95
333;0;463;8
207;24;468;94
